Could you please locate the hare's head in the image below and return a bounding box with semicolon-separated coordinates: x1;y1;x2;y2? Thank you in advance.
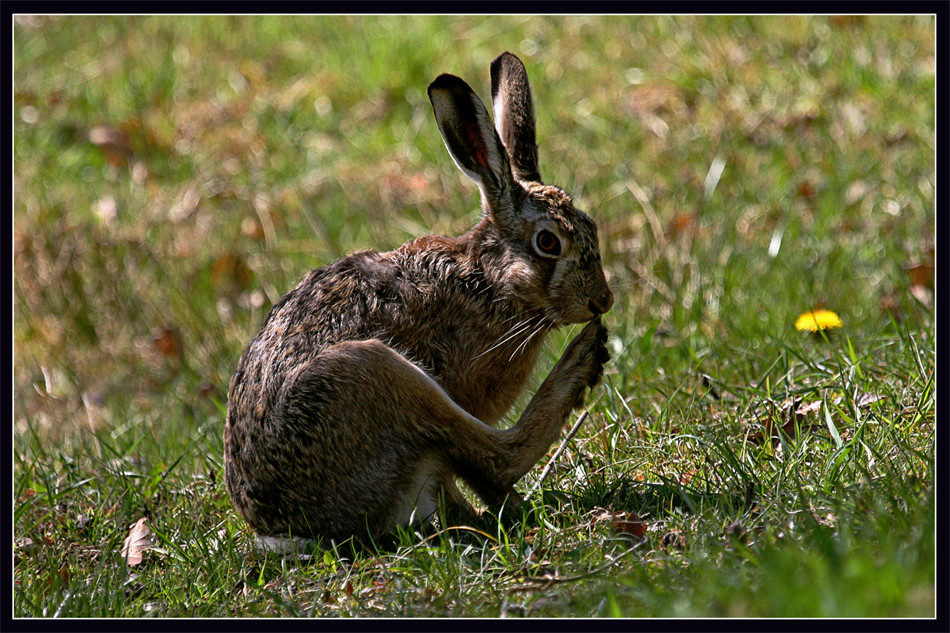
428;52;612;326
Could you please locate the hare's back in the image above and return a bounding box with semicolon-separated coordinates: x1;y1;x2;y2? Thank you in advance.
248;243;475;366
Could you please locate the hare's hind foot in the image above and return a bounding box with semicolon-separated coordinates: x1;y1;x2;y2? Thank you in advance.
254;534;320;556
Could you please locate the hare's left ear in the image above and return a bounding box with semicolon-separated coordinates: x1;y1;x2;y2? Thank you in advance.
490;52;541;183
428;73;515;216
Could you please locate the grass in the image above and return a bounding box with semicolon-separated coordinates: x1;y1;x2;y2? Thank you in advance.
13;15;935;619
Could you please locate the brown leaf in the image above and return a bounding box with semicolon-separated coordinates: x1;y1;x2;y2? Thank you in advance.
198;382;219;399
795;400;822;416
878;291;902;319
613;514;648;539
856;393;885;408
666;212;695;239
797;181;815;199
907;262;934;290
528;545;550;564
625;84;682;116
591;508;648;539
152;328;181;358
88;124;129;149
211;253;253;294
121;517;153;566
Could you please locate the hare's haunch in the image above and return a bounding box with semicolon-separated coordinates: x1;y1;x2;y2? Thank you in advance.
224;53;613;548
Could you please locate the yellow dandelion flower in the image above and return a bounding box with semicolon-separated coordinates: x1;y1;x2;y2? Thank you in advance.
795;309;843;332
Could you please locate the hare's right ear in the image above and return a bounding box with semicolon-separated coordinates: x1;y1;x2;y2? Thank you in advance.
428;74;515;216
490;52;541;183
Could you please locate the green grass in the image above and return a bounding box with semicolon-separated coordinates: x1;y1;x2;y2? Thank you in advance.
13;15;935;618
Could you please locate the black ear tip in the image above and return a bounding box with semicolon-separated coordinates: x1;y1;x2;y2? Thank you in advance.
428;73;459;90
428;73;469;99
492;52;523;71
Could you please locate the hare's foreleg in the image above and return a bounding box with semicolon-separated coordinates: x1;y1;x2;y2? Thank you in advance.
435;318;609;506
497;318;609;491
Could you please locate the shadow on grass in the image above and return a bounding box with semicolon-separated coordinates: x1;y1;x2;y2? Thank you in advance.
529;472;757;529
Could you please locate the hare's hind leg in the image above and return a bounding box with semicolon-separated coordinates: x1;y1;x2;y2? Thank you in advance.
295;339;529;520
291;323;607;535
286;339;511;536
328;319;609;513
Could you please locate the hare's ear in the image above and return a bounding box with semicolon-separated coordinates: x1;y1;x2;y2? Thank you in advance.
490;52;541;183
428;74;515;213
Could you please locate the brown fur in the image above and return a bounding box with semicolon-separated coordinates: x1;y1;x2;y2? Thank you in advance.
224;52;613;547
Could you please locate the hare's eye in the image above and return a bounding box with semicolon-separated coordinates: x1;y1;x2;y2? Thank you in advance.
534;230;562;257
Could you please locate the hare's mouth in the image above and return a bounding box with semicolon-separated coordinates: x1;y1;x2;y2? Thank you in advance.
545;305;595;327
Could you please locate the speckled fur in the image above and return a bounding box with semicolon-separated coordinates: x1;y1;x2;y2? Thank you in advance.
224;53;613;545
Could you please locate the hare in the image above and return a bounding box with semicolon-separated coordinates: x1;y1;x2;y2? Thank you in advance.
224;52;613;550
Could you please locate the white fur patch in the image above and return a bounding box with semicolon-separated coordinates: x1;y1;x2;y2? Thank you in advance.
254;534;318;555
392;455;441;528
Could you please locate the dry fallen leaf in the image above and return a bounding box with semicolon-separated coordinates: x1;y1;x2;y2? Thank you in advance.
797;180;816;200
795;400;822;416
121;517;153;566
856;393;885;408
666;212;696;239
624;83;682;116
613;514;648;539
211;253;254;295
591;508;648;540
152;328;181;358
906;261;934;290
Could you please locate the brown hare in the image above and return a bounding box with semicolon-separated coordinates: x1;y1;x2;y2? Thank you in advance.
225;52;613;551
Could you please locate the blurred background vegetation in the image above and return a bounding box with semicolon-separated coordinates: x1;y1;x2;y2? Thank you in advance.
14;15;934;617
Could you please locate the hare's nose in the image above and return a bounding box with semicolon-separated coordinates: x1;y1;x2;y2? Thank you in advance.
588;289;614;315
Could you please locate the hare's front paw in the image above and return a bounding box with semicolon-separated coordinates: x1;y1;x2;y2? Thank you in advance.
561;317;610;409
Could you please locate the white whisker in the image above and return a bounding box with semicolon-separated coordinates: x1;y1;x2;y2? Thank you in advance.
509;320;547;362
474;318;535;359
